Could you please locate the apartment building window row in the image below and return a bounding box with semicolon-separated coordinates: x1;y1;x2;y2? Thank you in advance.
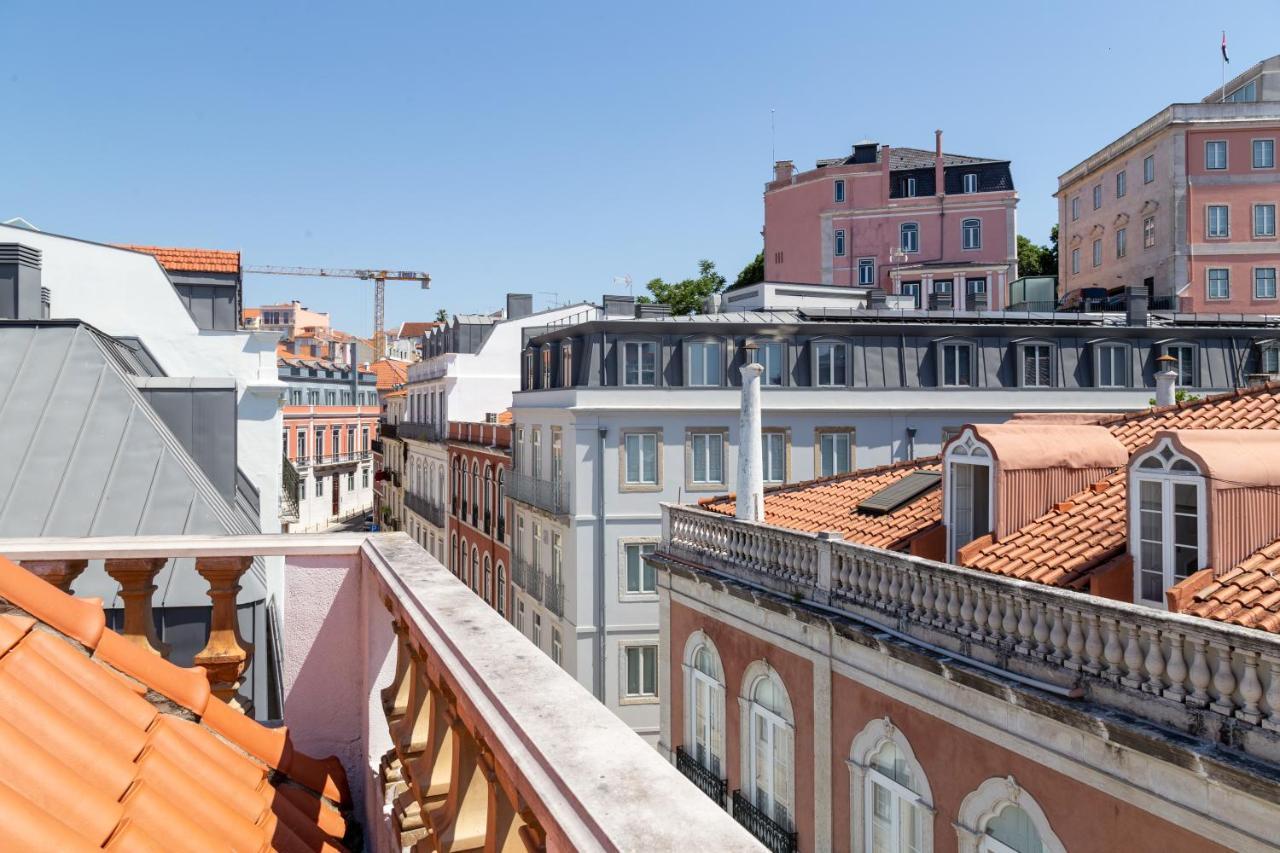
1206;140;1228;170
1255;139;1276;169
1255;204;1276;238
1144;154;1155;183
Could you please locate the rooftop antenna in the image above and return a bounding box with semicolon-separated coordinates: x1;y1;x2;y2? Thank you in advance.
613;274;633;297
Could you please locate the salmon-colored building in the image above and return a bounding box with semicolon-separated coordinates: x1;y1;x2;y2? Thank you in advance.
653;376;1280;852
1057;54;1280;313
764;131;1018;309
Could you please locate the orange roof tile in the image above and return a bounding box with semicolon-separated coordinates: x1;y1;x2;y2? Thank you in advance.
397;321;442;338
369;358;409;390
702;457;943;550
1185;544;1280;632
0;557;350;851
116;244;241;275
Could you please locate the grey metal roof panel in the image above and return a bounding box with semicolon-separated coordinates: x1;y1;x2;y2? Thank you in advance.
857;470;941;515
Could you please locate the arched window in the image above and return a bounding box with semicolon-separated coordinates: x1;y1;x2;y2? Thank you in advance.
956;777;1065;853
450;533;458;575
962;217;982;250
484;465;493;528
471;461;480;524
496;563;506;617
470;546;479;591
483;555;492;604
740;663;795;831
850;717;934;853
944;428;993;561
682;632;725;778
497;470;506;539
1130;437;1206;607
900;222;919;253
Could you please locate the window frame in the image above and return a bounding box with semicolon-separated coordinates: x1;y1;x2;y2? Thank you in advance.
1255;267;1278;300
1129;438;1207;608
620;538;660;600
1092;184;1102;210
1016;340;1056;388
1070;247;1080;275
1116;169;1126;198
686;428;728;490
1254;203;1277;239
1253;138;1276;170
1115;226;1127;259
1093;341;1132;388
740;665;795;833
1143;215;1156;249
685;339;724;388
684;632;726;778
762;427;790;484
561;342;574;387
944;429;994;561
811;339;849;387
961;218;982;250
1070;197;1080;221
1206;203;1230;238
749;339;786;387
1144;154;1155;183
937;339;976;388
1092;238;1102;268
619;428;662;492
834;228;846;257
1206;267;1230;301
1205;139;1228;170
963;172;977;194
814;427;855;478
904;176;917;197
1161;342;1199;387
900;222;920;253
621;643;659;703
857;257;876;286
621;339;660;387
833;178;846;203
849;719;935;853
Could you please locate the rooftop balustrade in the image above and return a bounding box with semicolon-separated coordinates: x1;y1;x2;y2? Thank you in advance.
0;532;759;852
661;503;1280;766
449;420;513;449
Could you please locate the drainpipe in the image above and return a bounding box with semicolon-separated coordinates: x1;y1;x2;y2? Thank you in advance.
593;426;607;701
736;355;765;522
1155;354;1179;406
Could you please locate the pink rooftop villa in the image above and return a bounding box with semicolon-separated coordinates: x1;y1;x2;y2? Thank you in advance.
763;130;1019;309
1057;54;1280;314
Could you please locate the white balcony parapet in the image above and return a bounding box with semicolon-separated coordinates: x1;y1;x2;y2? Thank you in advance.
661;503;1280;761
0;532;760;853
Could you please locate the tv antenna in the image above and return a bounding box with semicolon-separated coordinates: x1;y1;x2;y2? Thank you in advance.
613;274;633;296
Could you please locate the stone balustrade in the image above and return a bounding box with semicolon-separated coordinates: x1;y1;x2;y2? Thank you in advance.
663;503;1280;761
1;532;759;852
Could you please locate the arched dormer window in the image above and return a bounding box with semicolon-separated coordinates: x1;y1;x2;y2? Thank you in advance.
1129;437;1206;607
956;776;1065;853
849;717;935;853
900;222;920;253
740;662;795;832
682;632;726;782
685;337;724;387
944;429;994;560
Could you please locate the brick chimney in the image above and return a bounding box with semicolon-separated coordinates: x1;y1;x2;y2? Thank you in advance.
935;130;945;196
773;160;795;183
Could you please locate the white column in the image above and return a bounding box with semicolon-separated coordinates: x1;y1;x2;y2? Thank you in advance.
1156;364;1179;406
736;363;765;522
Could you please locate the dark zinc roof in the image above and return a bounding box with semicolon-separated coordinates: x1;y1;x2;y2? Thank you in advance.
857;470;942;515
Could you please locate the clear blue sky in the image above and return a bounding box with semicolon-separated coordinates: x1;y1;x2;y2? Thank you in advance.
6;2;1277;335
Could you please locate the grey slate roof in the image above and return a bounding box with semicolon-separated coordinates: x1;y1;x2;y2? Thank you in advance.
818;147;1005;170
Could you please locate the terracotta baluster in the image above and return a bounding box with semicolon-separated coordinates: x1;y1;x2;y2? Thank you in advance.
21;559;88;593
104;558;169;656
192;556;254;711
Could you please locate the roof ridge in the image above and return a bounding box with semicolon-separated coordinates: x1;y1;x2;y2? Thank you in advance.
1098;381;1280;429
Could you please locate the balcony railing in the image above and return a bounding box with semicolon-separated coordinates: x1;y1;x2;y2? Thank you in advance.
379;420;398;439
0;533;757;851
513;554;544;604
731;789;797;853
371;438;383;455
398;421;444;443
662;504;1280;756
449;420;513;449
508;470;570;516
546;574;565;618
313;450;373;467
677;746;727;808
404;492;445;527
280;454;300;521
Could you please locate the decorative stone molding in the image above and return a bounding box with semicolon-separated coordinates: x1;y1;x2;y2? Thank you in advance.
847;717;936;853
954;776;1065;853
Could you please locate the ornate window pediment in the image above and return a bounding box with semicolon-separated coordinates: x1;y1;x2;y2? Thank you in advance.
1089;223;1106;238
1141;199;1160;216
1114;212;1130;228
1068;233;1083;247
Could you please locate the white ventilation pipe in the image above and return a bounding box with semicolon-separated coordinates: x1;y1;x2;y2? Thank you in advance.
736;362;765;522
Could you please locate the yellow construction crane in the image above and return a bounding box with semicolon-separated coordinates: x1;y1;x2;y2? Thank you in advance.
243;265;431;358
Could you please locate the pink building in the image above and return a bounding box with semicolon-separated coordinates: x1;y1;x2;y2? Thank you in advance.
763;131;1019;309
1057;54;1280;313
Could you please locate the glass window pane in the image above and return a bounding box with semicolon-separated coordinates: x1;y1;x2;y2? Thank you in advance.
626;648;639;694
626;545;639;591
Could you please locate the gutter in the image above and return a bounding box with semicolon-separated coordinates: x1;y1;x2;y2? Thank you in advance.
593;427;608;701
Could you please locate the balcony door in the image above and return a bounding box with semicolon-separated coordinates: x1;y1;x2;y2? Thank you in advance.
331;473;340;516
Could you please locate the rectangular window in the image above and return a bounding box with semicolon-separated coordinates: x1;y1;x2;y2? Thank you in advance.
1116;170;1126;198
754;342;784;386
1205;140;1228;170
346;426;355;453
941;343;972;387
532;612;541;649
833;179;845;202
857;258;875;286
1256;267;1277;299
551;629;562;666
542;350;552;388
624;433;659;485
904;177;916;197
1144;154;1155;183
1168;345;1196;386
1255;204;1276;237
1116;227;1127;258
688;341;722;387
1092;238;1102;267
562;346;573;386
1071;197;1079;221
315;475;324;496
297;431;307;458
963;173;977;193
763;431;786;483
1208;202;1228;235
531;430;542;479
900;224;919;253
834;229;846;257
813;342;846;386
624;646;658;697
1263;346;1280;374
949;461;991;556
1021;344;1052;387
818;431;852;477
362;427;369;450
516;599;525;635
1254;139;1276;169
1071;248;1080;275
288;389;302;405
690;432;724;484
1093;184;1102;209
625;543;657;594
1207;268;1230;300
623;341;658;386
1097;344;1128;387
1137;479;1201;603
1144;216;1156;248
331;426;340;456
551;427;563;486
315;427;324;458
347;471;355;490
362;467;369;488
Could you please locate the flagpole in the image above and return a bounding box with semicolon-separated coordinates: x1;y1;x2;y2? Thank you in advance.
1221;31;1227;103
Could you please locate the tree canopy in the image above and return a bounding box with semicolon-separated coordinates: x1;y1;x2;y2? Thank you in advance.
733;251;764;289
434;308;449;323
1016;226;1058;277
636;259;727;316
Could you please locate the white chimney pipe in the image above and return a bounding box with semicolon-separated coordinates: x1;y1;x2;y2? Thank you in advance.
736;362;765;522
1155;367;1178;407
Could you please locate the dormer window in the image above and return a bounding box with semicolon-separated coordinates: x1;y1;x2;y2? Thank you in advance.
1262;343;1280;375
687;340;723;387
623;341;658;386
1017;341;1054;388
939;341;974;387
1162;343;1198;387
963;173;978;194
1131;439;1206;607
524;351;534;389
945;430;993;560
541;348;553;389
561;344;574;387
904;177;917;197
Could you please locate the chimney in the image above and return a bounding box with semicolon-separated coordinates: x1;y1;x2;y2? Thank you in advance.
506;293;534;321
0;243;43;320
736;349;765;522
1126;284;1149;326
1155;355;1179;406
773;160;795;183
934;130;945;196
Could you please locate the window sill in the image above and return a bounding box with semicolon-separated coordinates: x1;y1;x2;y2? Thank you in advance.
620;483;662;493
620;592;660;604
685;483;727;493
619;695;660;707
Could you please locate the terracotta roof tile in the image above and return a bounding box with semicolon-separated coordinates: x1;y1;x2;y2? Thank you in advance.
115;244;241;275
397;321;443;338
1184;552;1280;629
0;556;350;850
370;358;409;391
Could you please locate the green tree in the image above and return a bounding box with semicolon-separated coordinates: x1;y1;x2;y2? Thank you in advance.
434;308;449;323
1016;227;1058;277
637;259;727;316
733;251;764;289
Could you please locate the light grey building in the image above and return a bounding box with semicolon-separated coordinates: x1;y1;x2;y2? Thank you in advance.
507;287;1280;741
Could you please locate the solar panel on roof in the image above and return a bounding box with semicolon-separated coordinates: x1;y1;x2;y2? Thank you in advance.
856;470;942;515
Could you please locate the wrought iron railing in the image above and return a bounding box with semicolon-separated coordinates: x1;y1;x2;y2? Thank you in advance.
379;420;398;439
676;746;727;808
405;492;445;527
280;455;301;521
514;555;544;604
546;575;565;617
508;470;570;516
399;422;445;443
731;790;797;853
